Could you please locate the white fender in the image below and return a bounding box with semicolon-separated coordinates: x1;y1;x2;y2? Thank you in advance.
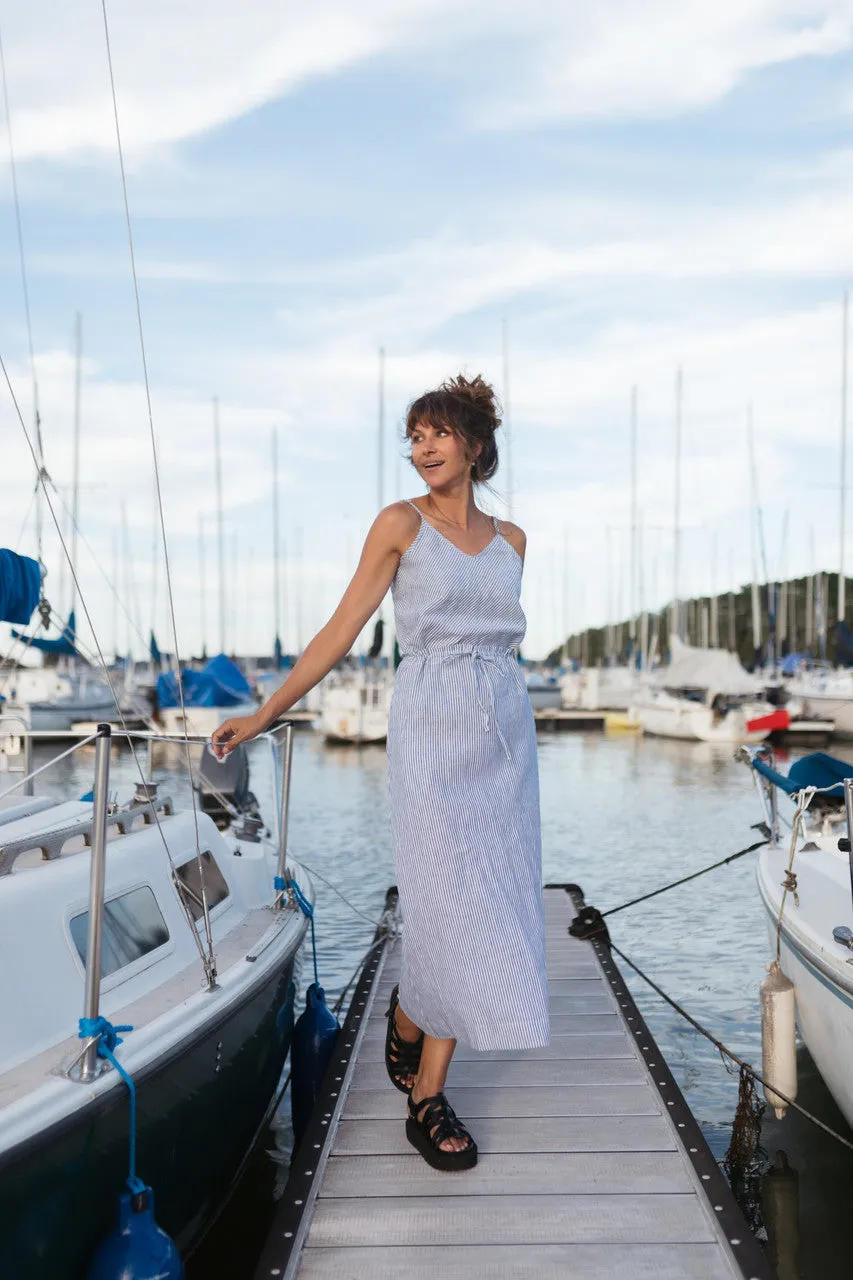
760;960;798;1119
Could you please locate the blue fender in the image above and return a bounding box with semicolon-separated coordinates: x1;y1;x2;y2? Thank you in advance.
87;1186;183;1280
291;983;340;1147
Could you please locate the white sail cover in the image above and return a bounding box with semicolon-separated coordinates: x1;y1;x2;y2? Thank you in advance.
655;636;760;696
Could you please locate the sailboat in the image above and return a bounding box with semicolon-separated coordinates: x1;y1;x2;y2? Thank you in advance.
630;636;780;742
156;401;256;740
0;543;314;1274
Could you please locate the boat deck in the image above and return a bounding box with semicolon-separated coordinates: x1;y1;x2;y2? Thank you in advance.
256;886;771;1280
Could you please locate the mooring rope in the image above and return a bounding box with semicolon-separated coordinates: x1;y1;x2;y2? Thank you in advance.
607;939;853;1155
601;833;770;918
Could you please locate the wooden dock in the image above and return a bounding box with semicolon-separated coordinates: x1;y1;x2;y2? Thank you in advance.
256;886;771;1280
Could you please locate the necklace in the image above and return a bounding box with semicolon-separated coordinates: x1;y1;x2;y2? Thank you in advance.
426;495;484;532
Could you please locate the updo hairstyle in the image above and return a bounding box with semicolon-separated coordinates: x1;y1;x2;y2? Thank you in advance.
405;373;501;484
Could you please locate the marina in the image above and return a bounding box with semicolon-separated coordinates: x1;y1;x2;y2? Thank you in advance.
5;728;853;1278
2;6;853;1277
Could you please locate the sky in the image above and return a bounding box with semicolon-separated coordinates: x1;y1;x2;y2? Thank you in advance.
1;0;853;663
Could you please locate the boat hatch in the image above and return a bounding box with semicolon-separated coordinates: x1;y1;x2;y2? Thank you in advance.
69;885;170;978
173;850;230;920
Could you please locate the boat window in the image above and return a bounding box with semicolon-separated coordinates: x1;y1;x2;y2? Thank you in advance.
70;886;170;977
173;850;230;922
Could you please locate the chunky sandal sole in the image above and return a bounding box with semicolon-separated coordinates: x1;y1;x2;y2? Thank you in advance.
384;984;423;1095
405;1116;478;1171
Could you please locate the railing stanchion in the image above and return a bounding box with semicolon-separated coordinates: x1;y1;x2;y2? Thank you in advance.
146;732;154;782
844;779;853;913
80;723;113;1082
23;731;32;795
275;721;295;909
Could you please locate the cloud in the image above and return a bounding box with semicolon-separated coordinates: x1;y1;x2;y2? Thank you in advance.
2;1;852;165
482;0;853;126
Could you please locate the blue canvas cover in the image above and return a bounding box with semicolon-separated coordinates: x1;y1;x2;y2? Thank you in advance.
0;548;40;625
780;652;805;676
156;652;252;709
11;609;79;656
751;750;853;798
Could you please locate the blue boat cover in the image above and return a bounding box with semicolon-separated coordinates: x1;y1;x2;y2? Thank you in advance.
751;750;853;798
0;548;40;624
156;652;252;709
780;652;805;676
11;609;79;656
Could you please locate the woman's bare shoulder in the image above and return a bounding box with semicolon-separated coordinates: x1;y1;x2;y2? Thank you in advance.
496;519;526;560
372;500;423;553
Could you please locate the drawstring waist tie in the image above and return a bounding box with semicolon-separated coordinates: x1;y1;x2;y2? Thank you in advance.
401;646;515;761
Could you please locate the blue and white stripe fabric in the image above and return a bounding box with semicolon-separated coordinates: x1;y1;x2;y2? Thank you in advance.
387;502;550;1051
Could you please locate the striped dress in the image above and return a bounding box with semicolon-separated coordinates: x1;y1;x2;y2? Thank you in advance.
387;502;550;1052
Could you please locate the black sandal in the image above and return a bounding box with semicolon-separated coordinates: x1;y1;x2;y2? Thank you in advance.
384;984;423;1095
406;1091;478;1171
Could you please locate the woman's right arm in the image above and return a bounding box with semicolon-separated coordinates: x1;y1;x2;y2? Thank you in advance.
211;502;417;757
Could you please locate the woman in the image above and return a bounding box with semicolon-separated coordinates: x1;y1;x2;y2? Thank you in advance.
212;373;550;1172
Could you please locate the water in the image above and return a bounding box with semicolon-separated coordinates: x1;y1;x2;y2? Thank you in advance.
30;729;853;1276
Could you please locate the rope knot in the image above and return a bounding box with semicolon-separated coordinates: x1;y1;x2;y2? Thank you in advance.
78;1014;133;1056
782;870;799;905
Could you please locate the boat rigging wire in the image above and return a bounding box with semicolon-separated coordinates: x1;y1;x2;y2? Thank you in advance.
0;612;48;701
0;731;99;802
607;937;853;1156
0;356;216;982
294;859;383;929
12;482;38;554
98;0;216;975
0;20;47;564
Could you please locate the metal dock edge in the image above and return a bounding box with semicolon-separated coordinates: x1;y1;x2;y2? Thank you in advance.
256;884;773;1280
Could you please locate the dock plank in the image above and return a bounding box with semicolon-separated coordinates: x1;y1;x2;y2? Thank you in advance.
350;1056;645;1090
341;1084;660;1119
307;1192;717;1247
357;1032;631;1062
332;1113;678;1155
297;1243;741;1280
321;1150;692;1197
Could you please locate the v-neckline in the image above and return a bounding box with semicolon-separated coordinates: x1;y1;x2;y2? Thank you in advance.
417;511;499;559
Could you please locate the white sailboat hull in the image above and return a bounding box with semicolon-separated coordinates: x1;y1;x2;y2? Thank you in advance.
795;691;853;737
317;673;392;744
631;693;772;743
160;703;256;741
756;839;853;1131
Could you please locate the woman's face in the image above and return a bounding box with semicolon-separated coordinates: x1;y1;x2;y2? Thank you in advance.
409;419;473;491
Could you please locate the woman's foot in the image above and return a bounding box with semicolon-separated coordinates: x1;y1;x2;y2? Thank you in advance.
384;985;423;1093
406;1088;478;1170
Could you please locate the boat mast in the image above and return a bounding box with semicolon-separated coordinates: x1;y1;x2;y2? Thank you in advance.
562;525;570;663
377;347;385;512
502;318;513;521
840;291;849;626
710;534;718;648
272;427;282;664
672;368;682;642
625;384;630;650
746;405;764;665
70;313;82;619
198;512;207;659
213;397;226;655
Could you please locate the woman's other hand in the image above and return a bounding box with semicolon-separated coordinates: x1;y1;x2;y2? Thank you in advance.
211;712;264;759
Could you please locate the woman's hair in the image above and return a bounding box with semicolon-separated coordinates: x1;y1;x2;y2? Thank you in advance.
405;373;501;484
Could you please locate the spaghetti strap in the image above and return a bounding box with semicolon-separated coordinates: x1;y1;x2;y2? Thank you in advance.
492;514;500;534
405;499;424;521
